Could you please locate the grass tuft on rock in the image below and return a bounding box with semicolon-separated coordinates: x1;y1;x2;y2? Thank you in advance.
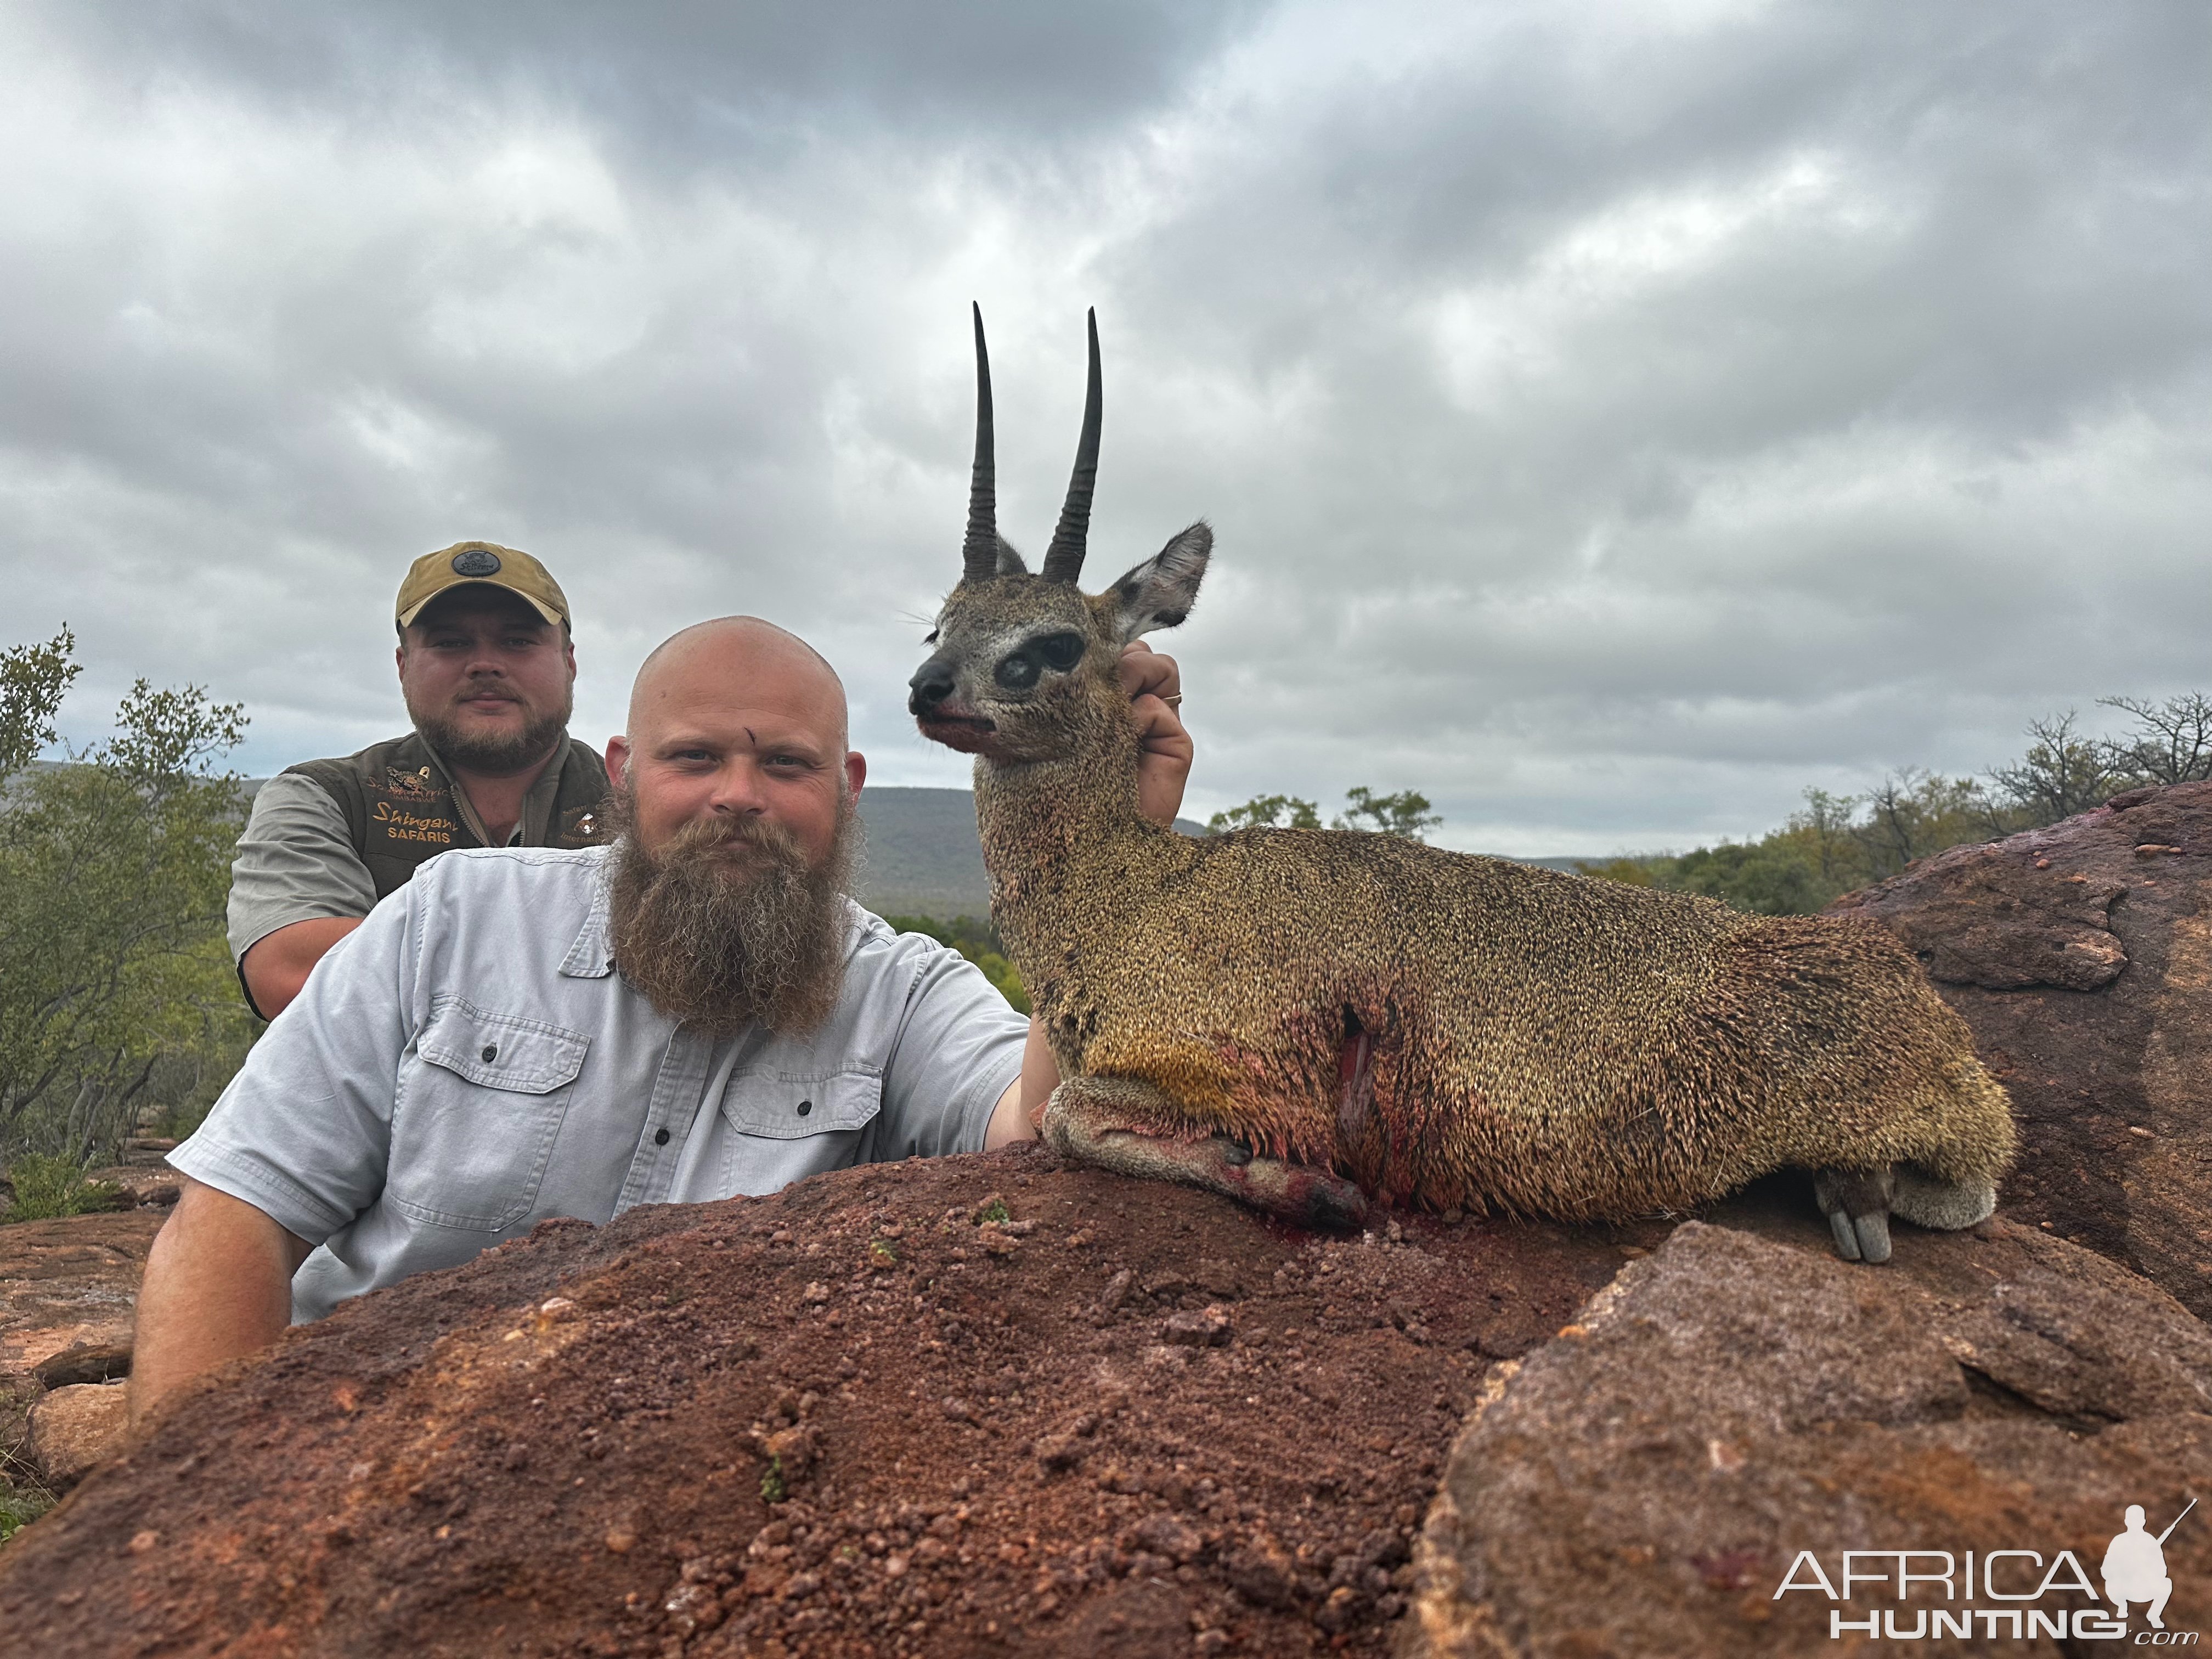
1;1155;128;1225
0;1471;55;1546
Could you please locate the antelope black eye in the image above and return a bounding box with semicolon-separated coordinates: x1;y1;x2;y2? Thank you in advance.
1036;632;1086;671
995;652;1041;690
923;629;939;645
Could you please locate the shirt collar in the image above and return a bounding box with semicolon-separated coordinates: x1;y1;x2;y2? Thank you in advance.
561;870;616;979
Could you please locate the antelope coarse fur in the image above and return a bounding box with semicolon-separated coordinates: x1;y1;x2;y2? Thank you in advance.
911;307;2016;1246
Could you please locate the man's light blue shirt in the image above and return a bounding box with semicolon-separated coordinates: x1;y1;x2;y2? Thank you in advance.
172;844;1028;1322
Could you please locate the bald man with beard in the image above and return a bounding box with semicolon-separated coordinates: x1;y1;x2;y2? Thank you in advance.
132;617;1190;1423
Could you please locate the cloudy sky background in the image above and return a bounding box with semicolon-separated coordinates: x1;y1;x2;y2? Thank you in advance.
5;1;2208;857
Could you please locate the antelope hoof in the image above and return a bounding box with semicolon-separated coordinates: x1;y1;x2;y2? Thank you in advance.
1813;1167;1897;1266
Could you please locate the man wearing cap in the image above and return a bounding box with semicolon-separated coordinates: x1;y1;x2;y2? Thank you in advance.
131;612;1193;1426
229;541;610;1019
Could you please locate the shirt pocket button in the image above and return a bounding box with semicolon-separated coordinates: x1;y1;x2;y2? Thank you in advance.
481;1045;498;1063
797;1101;812;1117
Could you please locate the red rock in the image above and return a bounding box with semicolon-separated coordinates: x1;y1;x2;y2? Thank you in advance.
1829;779;2212;1318
1407;1220;2212;1656
81;1166;182;1208
0;1210;162;1466
0;1211;162;1378
25;1382;130;1489
0;1148;1634;1655
30;1343;131;1390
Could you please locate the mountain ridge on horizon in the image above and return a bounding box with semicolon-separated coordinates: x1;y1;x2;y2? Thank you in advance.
185;776;1584;921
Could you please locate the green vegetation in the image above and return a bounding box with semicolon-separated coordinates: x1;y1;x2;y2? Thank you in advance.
1;629;258;1195
0;1475;54;1545
760;1455;787;1504
1207;792;1323;832
1208;786;1442;839
1579;695;2212;916
0;1153;128;1222
975;1197;1011;1226
886;913;1030;1013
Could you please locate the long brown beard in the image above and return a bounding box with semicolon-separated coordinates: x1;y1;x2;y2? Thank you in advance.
605;795;859;1037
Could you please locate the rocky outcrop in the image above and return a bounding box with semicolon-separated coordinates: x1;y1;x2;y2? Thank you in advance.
0;1147;1650;1657
1404;1220;2212;1657
4;1154;2208;1653
1829;779;2212;1319
81;1165;183;1209
24;1384;129;1489
1;1210;161;1490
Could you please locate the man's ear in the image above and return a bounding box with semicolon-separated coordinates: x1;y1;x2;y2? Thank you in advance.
1108;521;1211;642
605;735;630;786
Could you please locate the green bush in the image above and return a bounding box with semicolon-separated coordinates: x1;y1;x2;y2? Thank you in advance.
0;1476;55;1545
1;629;258;1170
1207;786;1443;840
1;1153;127;1224
1663;841;1827;917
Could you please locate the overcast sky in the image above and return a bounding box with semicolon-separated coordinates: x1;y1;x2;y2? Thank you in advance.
6;1;2207;856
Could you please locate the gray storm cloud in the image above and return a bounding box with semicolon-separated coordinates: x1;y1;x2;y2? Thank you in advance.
3;0;2206;856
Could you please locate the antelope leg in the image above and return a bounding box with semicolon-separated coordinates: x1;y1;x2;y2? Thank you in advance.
1044;1074;1370;1231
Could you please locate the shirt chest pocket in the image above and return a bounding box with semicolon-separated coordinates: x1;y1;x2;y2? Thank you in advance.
390;1000;591;1232
720;1070;883;1141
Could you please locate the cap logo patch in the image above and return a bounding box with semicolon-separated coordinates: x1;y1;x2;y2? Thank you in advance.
452;548;502;576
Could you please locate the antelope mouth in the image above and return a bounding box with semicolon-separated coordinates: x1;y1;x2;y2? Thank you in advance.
915;711;998;753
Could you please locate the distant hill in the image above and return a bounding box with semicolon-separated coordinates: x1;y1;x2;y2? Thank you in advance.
853;787;999;919
204;775;1578;919
854;788;1210;919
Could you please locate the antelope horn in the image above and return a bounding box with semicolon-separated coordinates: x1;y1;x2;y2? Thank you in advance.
1040;308;1101;585
961;302;998;583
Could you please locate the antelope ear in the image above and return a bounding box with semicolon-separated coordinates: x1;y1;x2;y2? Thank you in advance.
1108;521;1211;641
995;537;1028;577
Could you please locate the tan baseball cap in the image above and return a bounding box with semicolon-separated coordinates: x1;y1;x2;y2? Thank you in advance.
396;540;572;629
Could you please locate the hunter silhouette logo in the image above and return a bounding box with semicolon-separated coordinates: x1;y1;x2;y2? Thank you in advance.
2106;1500;2194;1633
1774;1498;2199;1642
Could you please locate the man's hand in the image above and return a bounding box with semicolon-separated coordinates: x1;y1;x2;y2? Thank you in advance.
130;1178;312;1426
239;916;363;1020
1120;642;1191;828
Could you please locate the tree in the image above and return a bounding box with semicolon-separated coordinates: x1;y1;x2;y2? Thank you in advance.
1786;787;1864;891
1663;840;1825;916
1577;691;2210;921
1333;787;1442;840
1206;793;1322;833
1987;713;2125;828
1852;769;2002;879
0;632;258;1169
1;629;79;774
2097;692;2212;787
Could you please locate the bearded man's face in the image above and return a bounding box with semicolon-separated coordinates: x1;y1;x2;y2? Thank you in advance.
399;588;576;776
600;616;869;1036
605;787;860;1037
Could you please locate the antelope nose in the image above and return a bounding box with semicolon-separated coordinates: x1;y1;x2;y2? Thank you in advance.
908;659;956;715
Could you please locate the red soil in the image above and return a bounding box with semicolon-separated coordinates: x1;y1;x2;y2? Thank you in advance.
0;1142;1668;1657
